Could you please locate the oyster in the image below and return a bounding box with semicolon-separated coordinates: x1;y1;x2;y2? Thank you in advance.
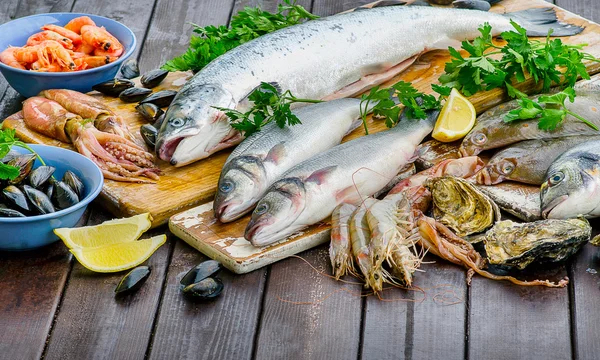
427;176;500;238
484;217;591;270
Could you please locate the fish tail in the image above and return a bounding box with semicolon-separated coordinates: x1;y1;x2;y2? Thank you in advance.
505;7;584;37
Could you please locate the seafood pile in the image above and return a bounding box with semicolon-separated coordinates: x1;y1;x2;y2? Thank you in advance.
0;151;84;217
21;89;159;182
0;16;124;72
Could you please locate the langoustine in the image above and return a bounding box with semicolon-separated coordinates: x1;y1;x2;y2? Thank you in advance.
22;96;159;183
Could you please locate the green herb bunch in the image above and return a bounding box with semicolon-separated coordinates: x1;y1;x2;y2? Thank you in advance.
0;129;46;180
162;1;318;73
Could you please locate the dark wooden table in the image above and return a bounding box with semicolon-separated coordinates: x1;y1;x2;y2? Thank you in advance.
0;1;599;359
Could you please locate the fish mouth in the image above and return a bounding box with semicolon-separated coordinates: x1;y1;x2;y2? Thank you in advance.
214;201;248;223
541;194;569;219
475;167;501;186
459;145;480;157
244;218;283;246
157;136;185;162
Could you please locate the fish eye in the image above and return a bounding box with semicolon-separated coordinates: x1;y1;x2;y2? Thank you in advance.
255;203;269;215
169;118;185;127
474;133;487;145
219;181;233;193
500;161;514;175
548;171;564;186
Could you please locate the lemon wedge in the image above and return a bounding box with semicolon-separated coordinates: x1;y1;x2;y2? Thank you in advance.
432;88;476;142
70;235;166;273
54;213;153;249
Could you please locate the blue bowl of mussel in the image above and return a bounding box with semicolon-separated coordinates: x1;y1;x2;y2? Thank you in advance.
0;145;103;251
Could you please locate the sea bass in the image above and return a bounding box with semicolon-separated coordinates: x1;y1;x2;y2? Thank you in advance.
214;99;363;222
477;182;542;222
476;136;600;185
244;110;438;247
541;139;600;219
156;6;581;166
461;79;600;156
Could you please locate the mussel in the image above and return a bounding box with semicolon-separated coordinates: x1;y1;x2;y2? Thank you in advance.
136;103;164;123
153;114;165;130
180;260;222;287
0;149;21;163
141;69;168;88
139;90;177;108
63;170;84;198
182;277;224;300
119;87;152;103
44;182;54;201
28;165;55;188
140;124;158;149
52;181;79;210
0;204;25;217
23;185;55;214
8;154;36;185
3;185;29;212
115;266;151;296
92;78;135;97
120;59;140;79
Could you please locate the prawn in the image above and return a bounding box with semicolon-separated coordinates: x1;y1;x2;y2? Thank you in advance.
74;55;118;70
27;30;73;49
41;24;82;45
74;42;95;55
13;46;39;64
36;40;75;70
64;16;96;34
81;25;123;57
0;47;26;70
330;203;358;280
350;198;378;287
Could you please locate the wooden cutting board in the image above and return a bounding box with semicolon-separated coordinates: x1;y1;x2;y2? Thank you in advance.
3;0;600;233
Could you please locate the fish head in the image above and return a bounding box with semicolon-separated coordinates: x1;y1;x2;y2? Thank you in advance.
459;128;489;156
213;156;267;222
541;159;599;219
244;178;307;246
476;158;516;185
155;84;236;165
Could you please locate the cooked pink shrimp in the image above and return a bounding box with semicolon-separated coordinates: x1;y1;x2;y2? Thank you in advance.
27;30;73;49
41;24;82;45
81;25;123;57
0;47;26;70
64;16;96;34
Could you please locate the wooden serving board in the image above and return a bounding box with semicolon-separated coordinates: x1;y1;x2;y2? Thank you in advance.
2;0;600;235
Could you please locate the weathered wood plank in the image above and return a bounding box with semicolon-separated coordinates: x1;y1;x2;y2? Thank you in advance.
254;246;363;360
312;0;371;16
147;240;266;360
556;0;600;23
362;256;467;360
44;209;171;360
468;266;572;360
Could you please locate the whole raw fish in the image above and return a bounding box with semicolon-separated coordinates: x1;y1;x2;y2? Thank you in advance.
541;139;600;219
244;110;438;247
156;5;581;166
476;136;600;185
213;99;362;222
461;79;600;156
476;182;542;222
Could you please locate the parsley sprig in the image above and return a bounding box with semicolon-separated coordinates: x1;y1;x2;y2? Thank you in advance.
162;1;318;73
215;82;322;137
0;129;46;180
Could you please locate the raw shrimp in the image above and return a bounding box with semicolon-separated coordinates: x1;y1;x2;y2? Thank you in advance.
0;47;26;70
41;24;82;45
330;203;358;280
81;25;123;57
27;30;73;49
64;16;96;34
350;198;378;286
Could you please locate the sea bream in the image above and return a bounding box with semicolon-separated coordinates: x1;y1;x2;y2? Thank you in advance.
213;98;363;222
541;139;600;219
156;5;582;166
244;109;438;247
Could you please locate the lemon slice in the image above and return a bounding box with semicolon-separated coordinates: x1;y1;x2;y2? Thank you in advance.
54;213;153;249
432;88;476;142
70;235;166;273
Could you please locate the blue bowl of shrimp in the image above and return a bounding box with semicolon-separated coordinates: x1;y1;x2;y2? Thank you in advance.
0;13;136;98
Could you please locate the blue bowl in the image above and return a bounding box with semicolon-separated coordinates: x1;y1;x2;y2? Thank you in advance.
0;145;104;251
0;13;136;97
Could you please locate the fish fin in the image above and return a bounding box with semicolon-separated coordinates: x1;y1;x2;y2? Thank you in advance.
238;82;282;109
429;37;463;51
505;7;584;37
345;119;363;136
264;142;286;164
335;185;363;204
306;166;337;185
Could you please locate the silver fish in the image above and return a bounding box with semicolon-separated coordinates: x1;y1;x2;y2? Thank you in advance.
541;139;600;219
156;6;581;166
461;79;600;156
476;182;542;222
244;110;437;247
213;99;363;222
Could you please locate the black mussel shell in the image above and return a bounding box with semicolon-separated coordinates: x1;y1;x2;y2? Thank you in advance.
92;78;135;97
23;185;55;214
0;149;21;163
3;185;29;212
62;170;84;198
182;277;224;300
45;182;54;200
139;90;177;108
136;103;164;123
141;69;168;89
153;114;165;130
52;181;79;210
119;87;152;103
8;154;36;185
452;0;491;10
140;124;158;149
180;260;222;287
0;204;25;217
120;59;140;80
28;166;55;188
115;266;151;296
